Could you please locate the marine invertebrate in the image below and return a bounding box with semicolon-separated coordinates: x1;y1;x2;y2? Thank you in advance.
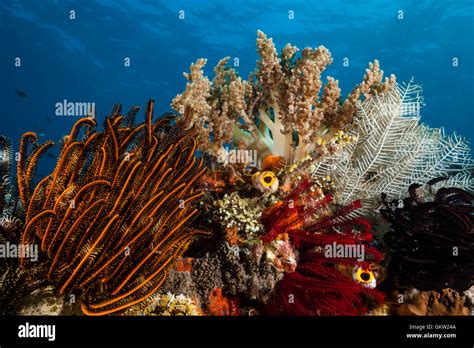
262;180;385;315
207;288;240;316
353;266;377;289
0;216;21;242
0;135;44;315
213;192;266;238
159;259;203;305
189;255;225;304
251;171;279;193
218;241;283;303
161;239;284;310
172;31;395;163
381;178;474;292
260;233;298;273
17;101;208;315
311;80;474;214
261;155;285;172
0;135;20;234
142;292;202;316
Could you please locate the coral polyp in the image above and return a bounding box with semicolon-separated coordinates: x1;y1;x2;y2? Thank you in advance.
17;101;208;315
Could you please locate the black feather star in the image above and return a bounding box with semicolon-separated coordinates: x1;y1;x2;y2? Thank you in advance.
381;177;474;292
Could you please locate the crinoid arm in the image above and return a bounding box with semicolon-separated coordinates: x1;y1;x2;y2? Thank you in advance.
19;102;208;315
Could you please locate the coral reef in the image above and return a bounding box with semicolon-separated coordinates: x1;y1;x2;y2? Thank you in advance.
2;31;473;318
189;255;225;304
261;233;298;273
207;288;240;316
217;241;283;303
161;240;284;310
17;102;208;315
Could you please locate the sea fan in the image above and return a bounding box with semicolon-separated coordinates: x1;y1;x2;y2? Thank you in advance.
311;80;474;215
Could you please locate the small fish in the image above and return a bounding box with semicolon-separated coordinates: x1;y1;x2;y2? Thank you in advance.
15;89;29;100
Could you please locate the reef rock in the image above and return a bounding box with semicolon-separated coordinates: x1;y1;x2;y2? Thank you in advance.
16;286;64;316
393;288;471;316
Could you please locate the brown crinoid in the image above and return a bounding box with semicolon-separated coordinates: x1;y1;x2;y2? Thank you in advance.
18;100;208;315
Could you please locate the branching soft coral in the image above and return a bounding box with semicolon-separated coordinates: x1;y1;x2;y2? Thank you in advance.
172;31;395;163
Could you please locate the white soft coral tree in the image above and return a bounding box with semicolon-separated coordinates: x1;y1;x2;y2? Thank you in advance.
311;79;474;213
172;31;395;164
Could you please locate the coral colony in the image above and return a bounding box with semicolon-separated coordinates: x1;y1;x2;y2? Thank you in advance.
1;31;473;316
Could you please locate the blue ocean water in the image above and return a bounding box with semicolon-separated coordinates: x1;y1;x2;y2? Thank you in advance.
1;0;473;169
